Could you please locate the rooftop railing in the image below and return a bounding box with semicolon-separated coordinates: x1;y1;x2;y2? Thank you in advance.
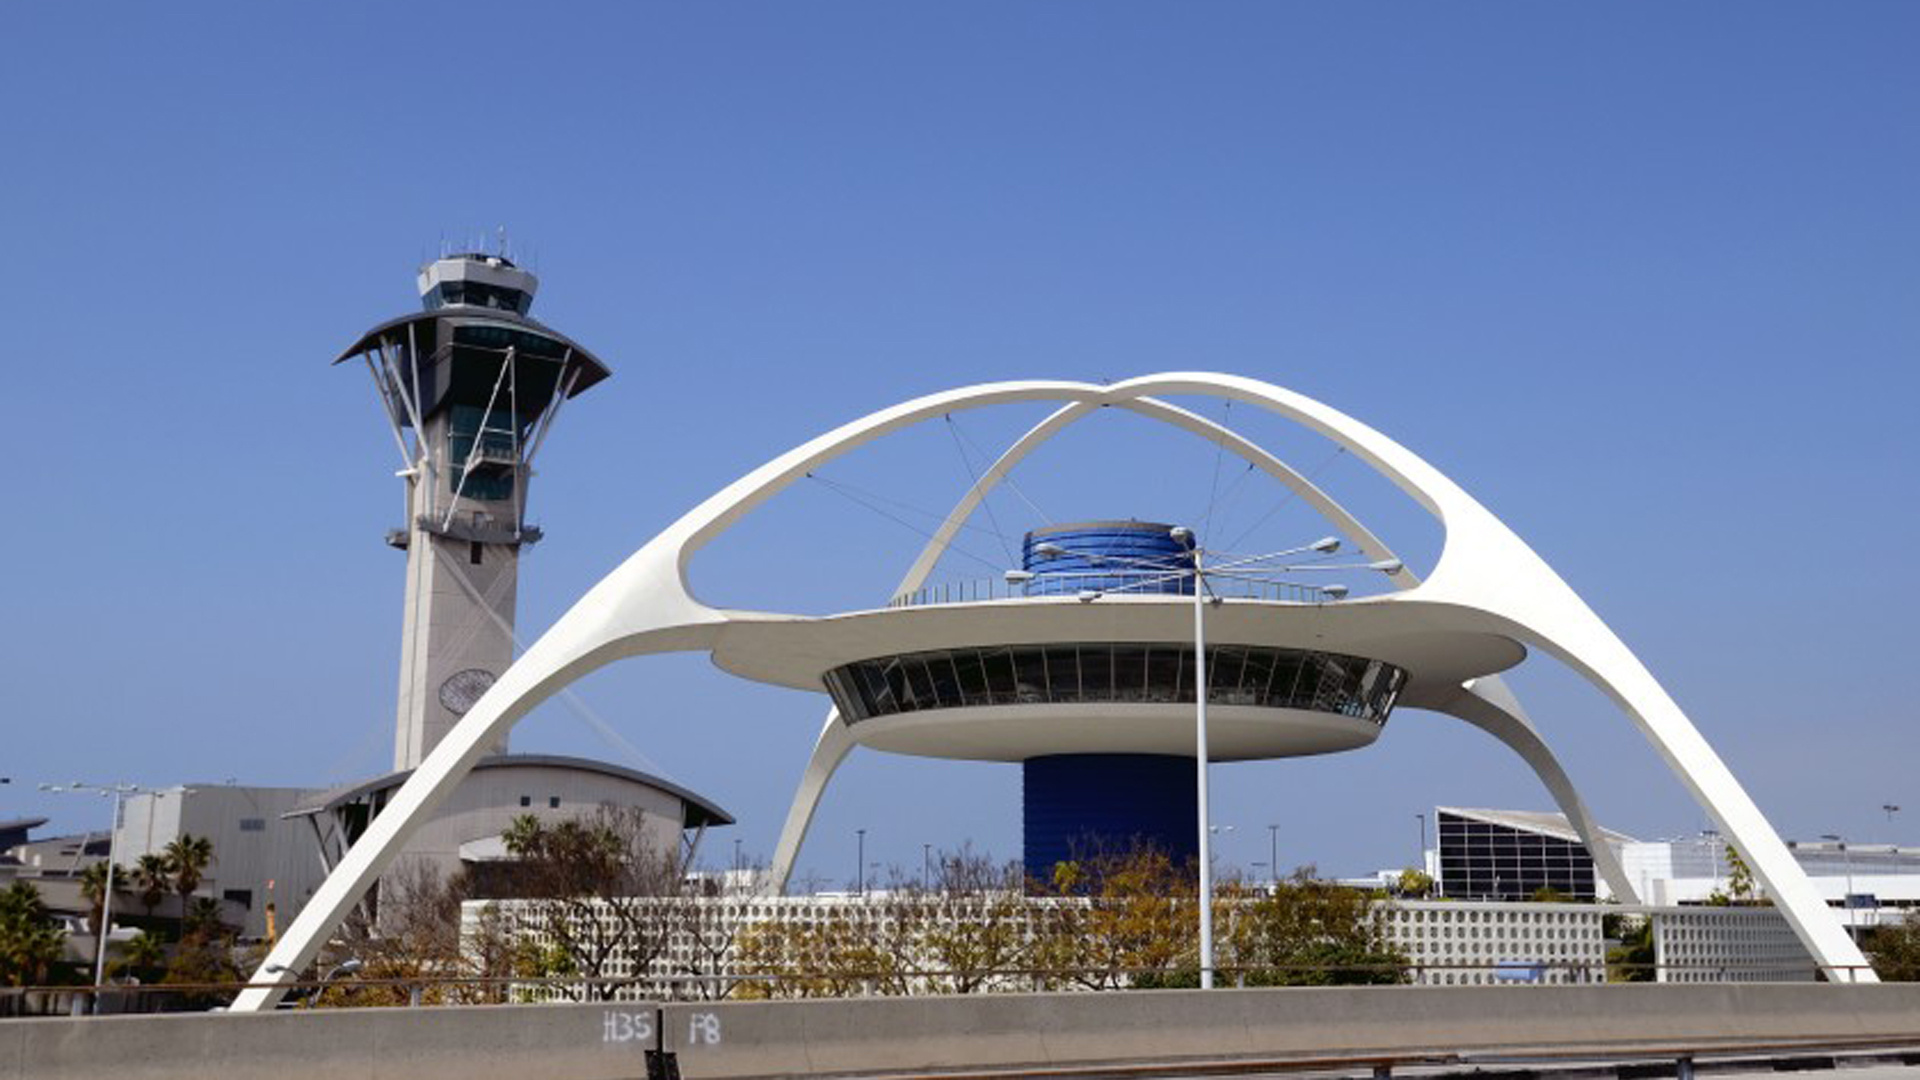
887;573;1337;609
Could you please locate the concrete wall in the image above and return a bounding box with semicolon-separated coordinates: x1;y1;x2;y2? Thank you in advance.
6;984;1920;1080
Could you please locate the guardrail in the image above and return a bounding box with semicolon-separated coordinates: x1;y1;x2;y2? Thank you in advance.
0;958;1883;1016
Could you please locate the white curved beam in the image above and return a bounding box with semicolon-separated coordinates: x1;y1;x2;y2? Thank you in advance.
766;711;856;893
1429;678;1638;902
240;372;1866;1008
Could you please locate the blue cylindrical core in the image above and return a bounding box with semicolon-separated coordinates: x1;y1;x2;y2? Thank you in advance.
1022;520;1193;597
1022;753;1198;886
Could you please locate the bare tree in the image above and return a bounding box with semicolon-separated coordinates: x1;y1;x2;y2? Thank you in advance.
500;805;683;1001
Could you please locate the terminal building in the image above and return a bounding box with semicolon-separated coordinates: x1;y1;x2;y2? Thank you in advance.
241;368;1886;1004
1431;806;1920;932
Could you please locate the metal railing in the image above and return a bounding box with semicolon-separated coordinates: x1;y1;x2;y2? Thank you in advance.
888;575;1336;610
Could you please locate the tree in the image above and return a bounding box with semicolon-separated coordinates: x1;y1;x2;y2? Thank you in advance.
1223;869;1408;986
1866;911;1920;982
1396;869;1434;899
110;931;168;983
321;860;473;1007
0;881;65;987
1031;846;1198;990
499;806;683;1001
1606;914;1656;982
163;834;215;932
77;861;122;937
130;854;171;923
912;847;1034;994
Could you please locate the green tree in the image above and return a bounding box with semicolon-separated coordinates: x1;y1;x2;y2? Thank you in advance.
77;861;123;937
1605;914;1656;982
163;835;215;933
110;931;168;983
1031;846;1198;990
1865;912;1920;982
1224;869;1409;986
0;881;66;987
130;854;171;923
1396;869;1435;898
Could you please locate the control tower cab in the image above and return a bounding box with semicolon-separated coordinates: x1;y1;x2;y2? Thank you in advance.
335;253;609;769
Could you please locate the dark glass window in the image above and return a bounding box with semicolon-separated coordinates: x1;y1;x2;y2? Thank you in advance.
823;644;1405;729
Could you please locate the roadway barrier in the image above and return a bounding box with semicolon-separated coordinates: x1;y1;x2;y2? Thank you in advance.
5;983;1920;1080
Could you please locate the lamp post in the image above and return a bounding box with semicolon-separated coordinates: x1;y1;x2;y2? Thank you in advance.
856;828;866;895
1011;528;1397;990
1885;804;1901;827
1267;823;1280;886
923;843;934;892
1821;833;1856;937
1416;812;1428;874
40;780;166;1012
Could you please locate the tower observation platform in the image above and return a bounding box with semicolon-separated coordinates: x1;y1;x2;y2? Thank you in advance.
334;252;609;769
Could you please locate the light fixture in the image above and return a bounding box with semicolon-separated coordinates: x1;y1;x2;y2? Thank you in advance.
1322;584;1349;599
1003;569;1035;584
1310;536;1341;554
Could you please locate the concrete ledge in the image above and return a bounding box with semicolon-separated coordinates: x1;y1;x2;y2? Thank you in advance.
5;985;1920;1080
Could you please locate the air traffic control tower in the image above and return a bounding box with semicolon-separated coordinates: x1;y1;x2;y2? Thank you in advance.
335;253;610;769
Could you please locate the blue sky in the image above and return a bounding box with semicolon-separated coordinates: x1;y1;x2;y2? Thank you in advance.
5;4;1917;885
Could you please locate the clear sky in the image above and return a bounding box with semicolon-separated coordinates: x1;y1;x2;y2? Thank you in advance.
5;4;1917;887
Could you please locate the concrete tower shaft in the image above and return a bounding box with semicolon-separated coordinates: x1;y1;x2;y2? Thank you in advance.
335;253;610;770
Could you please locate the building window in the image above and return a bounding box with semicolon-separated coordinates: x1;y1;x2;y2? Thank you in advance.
824;643;1405;726
548;797;560;809
519;796;531;807
223;888;253;910
470;541;484;565
238;818;266;833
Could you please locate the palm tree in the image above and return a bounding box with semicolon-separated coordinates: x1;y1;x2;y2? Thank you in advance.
77;860;122;938
162;835;215;933
130;854;170;922
111;930;168;982
0;881;65;987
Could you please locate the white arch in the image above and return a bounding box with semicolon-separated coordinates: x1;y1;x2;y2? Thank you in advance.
236;374;1866;1009
769;396;1635;903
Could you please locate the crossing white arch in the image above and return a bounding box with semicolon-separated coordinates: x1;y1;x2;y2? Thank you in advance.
235;374;1868;1009
768;395;1636;904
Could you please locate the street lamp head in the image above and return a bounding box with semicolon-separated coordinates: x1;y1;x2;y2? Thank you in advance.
1034;542;1067;558
1076;590;1101;602
1369;559;1404;574
1310;536;1341;554
1003;569;1035;583
1321;584;1349;600
1169;526;1194;544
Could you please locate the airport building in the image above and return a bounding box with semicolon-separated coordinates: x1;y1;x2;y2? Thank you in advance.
241;371;1883;1009
1431;806;1920;933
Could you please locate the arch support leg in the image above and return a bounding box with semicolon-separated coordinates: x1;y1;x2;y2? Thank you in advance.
766;711;856;894
1429;675;1639;903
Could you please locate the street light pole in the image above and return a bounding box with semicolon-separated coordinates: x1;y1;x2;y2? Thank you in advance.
41;780;156;1013
1267;824;1279;887
923;843;934;891
1417;812;1428;873
856;828;866;895
1188;537;1215;990
1821;833;1856;938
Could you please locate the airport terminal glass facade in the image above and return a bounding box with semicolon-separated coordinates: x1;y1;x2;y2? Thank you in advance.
1436;810;1600;901
823;643;1406;725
